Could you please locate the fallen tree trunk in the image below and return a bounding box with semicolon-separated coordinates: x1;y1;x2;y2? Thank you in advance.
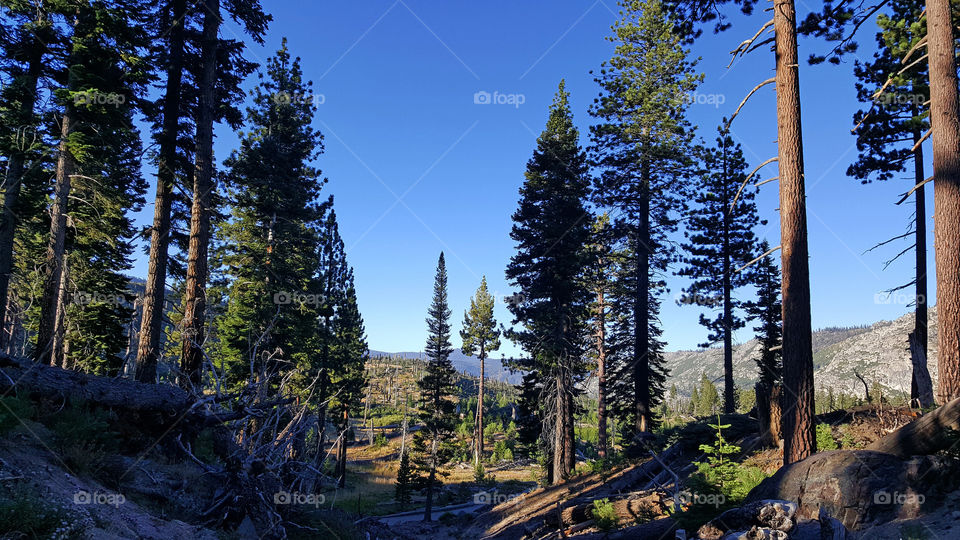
867;396;960;457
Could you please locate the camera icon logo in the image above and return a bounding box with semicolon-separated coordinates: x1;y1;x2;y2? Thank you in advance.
873;490;892;505
273;291;292;305
74;490;91;505
274;491;291;505
473;491;491;504
474;91;492;105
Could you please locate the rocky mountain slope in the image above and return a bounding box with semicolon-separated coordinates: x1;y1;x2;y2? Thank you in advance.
665;309;938;397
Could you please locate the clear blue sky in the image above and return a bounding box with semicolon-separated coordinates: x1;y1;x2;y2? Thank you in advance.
129;0;933;358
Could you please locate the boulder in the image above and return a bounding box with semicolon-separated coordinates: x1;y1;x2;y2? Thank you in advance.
745;450;960;530
697;499;797;539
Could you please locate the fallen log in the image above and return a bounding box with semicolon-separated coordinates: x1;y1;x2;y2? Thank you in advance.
866;396;960;457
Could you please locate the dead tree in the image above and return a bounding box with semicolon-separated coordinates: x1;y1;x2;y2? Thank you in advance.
908;330;935;407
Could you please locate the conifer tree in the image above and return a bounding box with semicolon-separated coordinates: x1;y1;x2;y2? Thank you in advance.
679;127;759;413
585;214;615;458
590;0;697;434
745;240;783;388
330;277;368;488
32;0;150;370
180;0;269;388
460;276;500;466
845;0;932;406
505;81;591;483
0;3;52;346
414;253;459;521
215;40;326;391
394;450;414;510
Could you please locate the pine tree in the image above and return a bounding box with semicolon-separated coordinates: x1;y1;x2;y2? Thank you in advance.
180;0;269;389
845;0;932;406
215;40;326;389
460;276;500;466
745;240;783;388
330;276;368;488
31;0;150;371
0;3;52;347
679;126;760;414
415;253;459;521
395;450;414;510
590;0;697;435
505;81;591;483
585;214;615;459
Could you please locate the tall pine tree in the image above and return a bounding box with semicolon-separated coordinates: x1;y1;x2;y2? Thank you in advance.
460;276;500;466
414;253;459;521
679;126;759;413
590;0;697;434
505;81;591;483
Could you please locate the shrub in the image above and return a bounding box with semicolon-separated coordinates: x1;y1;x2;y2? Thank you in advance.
0;483;89;539
492;440;513;462
48;405;119;474
0;396;35;435
591;498;619;531
372;432;388;448
816;424;838;451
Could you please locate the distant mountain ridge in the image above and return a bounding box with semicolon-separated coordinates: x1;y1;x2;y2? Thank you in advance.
368;349;522;384
664;308;939;397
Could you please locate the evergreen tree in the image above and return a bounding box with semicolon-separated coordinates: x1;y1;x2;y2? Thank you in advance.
845;0;932;406
330;275;368;488
414;253;459;521
31;0;151;371
590;0;697;434
460;276;500;466
505;81;591;483
585;214;615;458
0;3;53;347
215;40;326;392
679;126;759;413
394;450;414;510
180;0;269;389
745;240;783;388
695;372;720;416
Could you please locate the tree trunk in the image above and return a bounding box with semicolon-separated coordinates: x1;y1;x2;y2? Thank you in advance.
136;0;187;383
774;0;816;465
52;259;69;368
475;344;485;466
565;369;576;474
926;0;960;405
756;382;772;446
909;330;935;407
770;383;783;445
179;0;219;389
911;121;930;407
336;411;348;488
722;142;735;414
634;159;652;433
424;436;437;522
36;108;74;366
553;371;569;483
596;284;608;459
0;50;42;349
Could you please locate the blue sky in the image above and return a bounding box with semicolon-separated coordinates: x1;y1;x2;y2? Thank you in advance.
129;0;933;358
